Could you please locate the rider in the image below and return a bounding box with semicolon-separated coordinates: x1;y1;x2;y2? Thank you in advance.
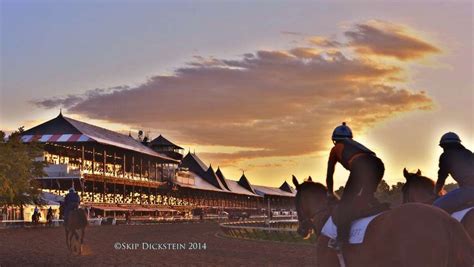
64;187;80;224
47;206;54;223
433;132;474;213
326;122;385;250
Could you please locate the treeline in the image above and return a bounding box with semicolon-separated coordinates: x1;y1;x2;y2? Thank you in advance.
0;129;45;214
335;180;457;207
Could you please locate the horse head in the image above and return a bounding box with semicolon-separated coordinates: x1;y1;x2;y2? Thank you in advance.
292;175;335;239
402;168;441;204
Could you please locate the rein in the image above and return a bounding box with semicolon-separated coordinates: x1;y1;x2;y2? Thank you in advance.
302;204;347;267
301;206;330;236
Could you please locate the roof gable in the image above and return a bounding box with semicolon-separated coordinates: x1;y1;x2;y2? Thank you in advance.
180;152;208;177
150;135;183;149
238;174;257;194
22;114;82;135
215;167;230;191
205;165;227;190
279;181;295;193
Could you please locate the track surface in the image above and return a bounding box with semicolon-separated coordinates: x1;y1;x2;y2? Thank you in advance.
0;222;317;266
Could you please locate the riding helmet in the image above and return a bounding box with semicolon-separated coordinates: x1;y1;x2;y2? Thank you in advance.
439;132;461;146
332;122;353;141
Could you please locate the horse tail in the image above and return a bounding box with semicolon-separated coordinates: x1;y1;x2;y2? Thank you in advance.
448;218;474;267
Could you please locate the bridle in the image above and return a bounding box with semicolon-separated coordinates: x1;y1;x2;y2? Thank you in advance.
299;205;330;236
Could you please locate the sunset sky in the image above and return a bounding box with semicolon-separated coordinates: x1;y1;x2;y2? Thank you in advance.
1;1;472;188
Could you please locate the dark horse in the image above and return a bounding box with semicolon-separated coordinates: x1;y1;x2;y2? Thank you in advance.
31;212;40;224
402;168;474;240
292;176;473;267
61;203;88;255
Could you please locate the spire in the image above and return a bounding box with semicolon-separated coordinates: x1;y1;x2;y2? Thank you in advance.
58;109;63;118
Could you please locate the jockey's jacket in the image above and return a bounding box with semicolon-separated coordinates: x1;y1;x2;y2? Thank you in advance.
436;144;474;192
65;192;80;208
326;139;375;193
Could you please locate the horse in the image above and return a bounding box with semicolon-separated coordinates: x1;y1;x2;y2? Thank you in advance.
292;176;474;267
47;212;54;225
402;168;474;239
63;206;88;255
31;212;40;224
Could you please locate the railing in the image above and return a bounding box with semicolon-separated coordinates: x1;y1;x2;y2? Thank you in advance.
219;220;316;244
0;218;106;229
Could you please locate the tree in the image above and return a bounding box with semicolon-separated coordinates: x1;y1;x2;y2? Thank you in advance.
0;129;45;218
375;180;405;206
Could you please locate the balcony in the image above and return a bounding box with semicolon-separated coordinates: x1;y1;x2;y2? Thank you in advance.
43;164;80;178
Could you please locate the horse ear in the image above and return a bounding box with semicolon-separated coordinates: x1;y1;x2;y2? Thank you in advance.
292;175;300;189
403;168;410;180
416;169;422;176
307;176;313;182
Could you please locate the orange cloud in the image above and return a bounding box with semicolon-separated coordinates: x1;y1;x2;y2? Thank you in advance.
344;20;441;60
308;36;342;48
33;21;436;164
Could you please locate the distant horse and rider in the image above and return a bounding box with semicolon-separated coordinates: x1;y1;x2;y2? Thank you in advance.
61;187;88;255
46;206;54;225
31;206;41;224
292;123;473;266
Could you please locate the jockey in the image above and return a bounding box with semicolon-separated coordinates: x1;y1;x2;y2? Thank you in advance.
64;187;80;223
326;122;385;250
433;132;474;213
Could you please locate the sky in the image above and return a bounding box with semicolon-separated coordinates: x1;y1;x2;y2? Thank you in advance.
1;0;473;188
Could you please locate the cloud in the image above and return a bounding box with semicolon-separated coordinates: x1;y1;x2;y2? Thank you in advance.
33;21;436;164
344;20;441;60
281;31;305;36
309;36;342;48
34;86;129;109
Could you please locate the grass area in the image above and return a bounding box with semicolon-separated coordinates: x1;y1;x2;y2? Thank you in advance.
219;221;316;244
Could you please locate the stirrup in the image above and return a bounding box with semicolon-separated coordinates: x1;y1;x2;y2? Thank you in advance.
328;239;342;251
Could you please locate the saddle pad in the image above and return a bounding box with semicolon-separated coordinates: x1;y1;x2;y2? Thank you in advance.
321;213;383;244
451;207;473;222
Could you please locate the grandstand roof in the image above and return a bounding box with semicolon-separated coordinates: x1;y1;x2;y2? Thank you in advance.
149;135;183;150
178;153;295;198
253;184;296;197
21;113;178;163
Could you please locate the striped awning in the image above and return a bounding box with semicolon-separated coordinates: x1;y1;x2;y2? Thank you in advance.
21;134;92;143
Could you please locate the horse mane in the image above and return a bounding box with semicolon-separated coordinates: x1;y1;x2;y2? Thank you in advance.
298;181;327;195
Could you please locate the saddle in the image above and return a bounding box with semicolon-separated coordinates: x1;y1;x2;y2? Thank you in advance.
451;201;474;213
358;201;391;218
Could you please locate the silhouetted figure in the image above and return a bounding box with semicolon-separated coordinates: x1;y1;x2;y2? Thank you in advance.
47;206;54;225
64;188;80;224
433;132;474;213
326;122;385;250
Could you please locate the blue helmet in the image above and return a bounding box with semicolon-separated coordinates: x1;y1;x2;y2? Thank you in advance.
439;132;461;146
69;187;75;193
332;122;353;141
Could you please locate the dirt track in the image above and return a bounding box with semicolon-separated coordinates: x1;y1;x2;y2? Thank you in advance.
0;222;317;266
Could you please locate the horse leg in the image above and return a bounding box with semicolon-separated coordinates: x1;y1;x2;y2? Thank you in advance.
69;229;76;252
65;228;70;250
80;227;85;255
80;227;85;244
